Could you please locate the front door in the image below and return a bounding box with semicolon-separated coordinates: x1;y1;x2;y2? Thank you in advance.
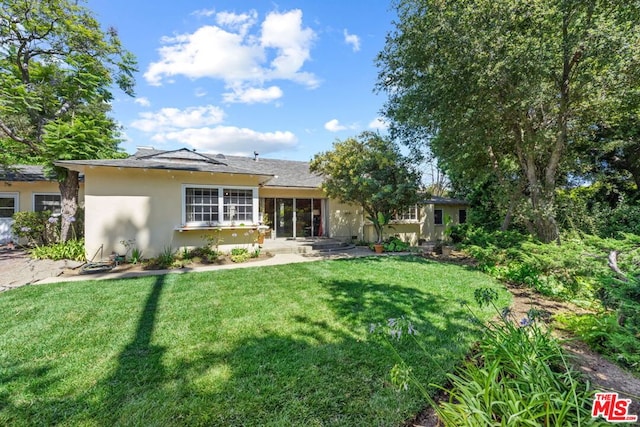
263;198;324;239
275;198;294;238
0;193;18;244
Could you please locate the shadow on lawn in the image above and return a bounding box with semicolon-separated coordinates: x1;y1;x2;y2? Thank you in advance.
0;275;167;426
0;259;487;425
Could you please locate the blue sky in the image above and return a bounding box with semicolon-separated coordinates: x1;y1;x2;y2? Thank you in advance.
87;0;396;161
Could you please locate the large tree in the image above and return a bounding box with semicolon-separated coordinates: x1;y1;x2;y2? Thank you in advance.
377;0;640;242
310;131;421;243
0;0;136;241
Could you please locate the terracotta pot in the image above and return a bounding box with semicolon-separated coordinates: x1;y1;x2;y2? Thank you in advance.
373;244;384;254
257;234;265;244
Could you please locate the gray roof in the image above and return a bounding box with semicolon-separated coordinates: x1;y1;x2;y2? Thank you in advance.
56;148;323;189
1;165;52;182
423;196;468;206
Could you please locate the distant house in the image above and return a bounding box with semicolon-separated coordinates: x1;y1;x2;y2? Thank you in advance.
0;166;85;244
2;148;468;254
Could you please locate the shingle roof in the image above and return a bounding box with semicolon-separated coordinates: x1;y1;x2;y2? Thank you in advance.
422;196;468;206
55;148;324;189
1;165;52;182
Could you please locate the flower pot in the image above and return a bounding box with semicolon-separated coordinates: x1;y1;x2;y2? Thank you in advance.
257;234;265;244
441;246;453;257
373;244;384;254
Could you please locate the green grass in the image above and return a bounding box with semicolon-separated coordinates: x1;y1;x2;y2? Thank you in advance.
0;256;508;426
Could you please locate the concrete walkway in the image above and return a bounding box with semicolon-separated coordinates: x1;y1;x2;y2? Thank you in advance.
0;246;378;290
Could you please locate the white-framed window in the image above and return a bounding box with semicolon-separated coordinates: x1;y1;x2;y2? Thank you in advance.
182;185;258;226
33;193;62;214
224;189;253;222
185;187;219;224
395;205;419;221
0;192;18;219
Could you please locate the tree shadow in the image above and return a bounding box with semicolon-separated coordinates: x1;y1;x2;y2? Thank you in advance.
0;275;167;425
0;258;490;425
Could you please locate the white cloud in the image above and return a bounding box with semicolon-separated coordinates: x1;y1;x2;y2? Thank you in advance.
368;117;388;130
130;105;225;133
144;9;319;100
194;87;207;97
324;119;347;132
145;26;264;86
343;29;360;52
157;126;297;155
223;85;283;104
191;8;216;17
134;97;151;107
260;10;318;86
216;10;257;36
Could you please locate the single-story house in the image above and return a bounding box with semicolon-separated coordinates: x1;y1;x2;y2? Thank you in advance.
1;166;85;244
2;148;468;255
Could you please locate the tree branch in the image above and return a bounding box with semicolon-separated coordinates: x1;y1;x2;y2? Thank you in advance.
608;250;628;283
0;119;40;152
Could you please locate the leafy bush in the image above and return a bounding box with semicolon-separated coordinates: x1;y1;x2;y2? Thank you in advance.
559;275;640;374
145;246;175;270
230;247;251;263
12;209;84;246
382;236;410;252
30;239;85;261
375;288;596;426
12;211;58;246
181;246;219;263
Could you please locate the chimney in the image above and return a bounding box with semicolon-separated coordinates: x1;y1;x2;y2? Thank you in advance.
254;151;259;161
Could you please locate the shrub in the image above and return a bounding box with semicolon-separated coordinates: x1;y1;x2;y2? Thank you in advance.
375;288;596;426
145;246;175;270
30;239;85;261
382;236;410;252
230;247;251;263
12;209;85;246
12;211;57;246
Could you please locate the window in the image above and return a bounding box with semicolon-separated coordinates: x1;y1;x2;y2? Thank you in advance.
395;205;419;221
0;194;17;218
434;209;443;225
34;194;61;214
224;189;253;222
185;187;219;224
459;209;467;224
183;186;256;226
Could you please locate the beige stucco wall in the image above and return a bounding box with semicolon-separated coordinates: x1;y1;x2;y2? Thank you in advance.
326;199;362;242
361;203;468;244
363;222;422;245
83;166;268;258
1;180;85;211
422;204;467;242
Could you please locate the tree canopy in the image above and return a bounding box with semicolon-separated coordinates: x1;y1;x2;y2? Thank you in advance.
0;0;137;240
377;0;640;242
310;131;421;243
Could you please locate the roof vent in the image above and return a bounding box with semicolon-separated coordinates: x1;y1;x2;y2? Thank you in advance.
254;151;259;161
215;154;226;160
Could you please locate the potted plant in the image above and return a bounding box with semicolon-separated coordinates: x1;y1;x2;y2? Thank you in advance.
441;215;454;256
369;212;390;254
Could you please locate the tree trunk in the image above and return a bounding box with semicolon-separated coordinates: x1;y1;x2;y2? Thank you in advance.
59;170;79;242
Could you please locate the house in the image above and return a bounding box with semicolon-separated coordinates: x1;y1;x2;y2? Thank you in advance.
1;166;85;244
3;148;467;255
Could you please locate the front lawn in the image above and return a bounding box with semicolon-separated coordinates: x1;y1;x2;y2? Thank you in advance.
0;256;508;426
